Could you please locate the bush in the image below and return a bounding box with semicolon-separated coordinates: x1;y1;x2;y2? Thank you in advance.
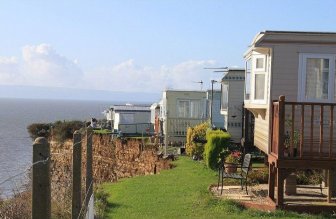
27;123;52;139
94;187;109;219
248;168;269;184
204;130;231;170
27;120;85;142
185;122;209;158
296;169;323;185
52;120;85;142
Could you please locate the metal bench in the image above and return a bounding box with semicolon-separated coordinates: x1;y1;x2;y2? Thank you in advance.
217;153;252;195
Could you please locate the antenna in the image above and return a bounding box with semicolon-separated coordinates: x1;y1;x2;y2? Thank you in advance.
192;80;203;90
203;67;228;70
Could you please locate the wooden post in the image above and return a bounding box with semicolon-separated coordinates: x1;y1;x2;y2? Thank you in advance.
86;127;93;207
268;163;275;201
72;131;82;219
277;96;285;159
329;106;333;158
327;169;333;203
310;105;314;156
32;137;51;219
320;105;324;157
276;168;284;208
300;105;305;158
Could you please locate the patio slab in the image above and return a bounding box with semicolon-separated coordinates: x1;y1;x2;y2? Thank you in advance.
210;184;336;214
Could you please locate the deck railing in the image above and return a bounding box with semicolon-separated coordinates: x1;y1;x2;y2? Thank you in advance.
271;96;336;160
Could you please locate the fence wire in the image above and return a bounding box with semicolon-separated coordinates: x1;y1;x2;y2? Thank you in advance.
0;129;93;219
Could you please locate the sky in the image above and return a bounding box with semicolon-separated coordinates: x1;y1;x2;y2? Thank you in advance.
0;0;336;101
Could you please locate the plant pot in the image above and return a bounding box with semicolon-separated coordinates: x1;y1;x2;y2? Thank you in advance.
224;164;237;173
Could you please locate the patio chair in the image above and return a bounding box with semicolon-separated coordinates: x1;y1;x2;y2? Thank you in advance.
217;153;252;195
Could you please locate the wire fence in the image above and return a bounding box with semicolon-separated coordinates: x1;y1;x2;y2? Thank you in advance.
0;127;94;219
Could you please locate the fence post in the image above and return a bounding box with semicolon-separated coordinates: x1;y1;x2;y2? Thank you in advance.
86;127;93;207
32;137;51;219
278;95;285;158
72;131;82;219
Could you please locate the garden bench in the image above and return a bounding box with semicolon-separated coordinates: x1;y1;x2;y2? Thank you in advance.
217;153;252;195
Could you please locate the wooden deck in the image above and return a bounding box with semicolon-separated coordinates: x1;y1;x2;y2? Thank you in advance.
268;96;336;207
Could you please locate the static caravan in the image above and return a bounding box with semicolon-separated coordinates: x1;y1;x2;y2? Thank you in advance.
207;90;224;129
244;31;336;206
220;68;246;143
150;102;163;136
105;104;153;135
160;90;208;146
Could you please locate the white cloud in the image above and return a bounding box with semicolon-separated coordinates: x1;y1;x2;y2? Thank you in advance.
22;44;83;87
0;44;221;93
83;59;218;92
0;57;20;84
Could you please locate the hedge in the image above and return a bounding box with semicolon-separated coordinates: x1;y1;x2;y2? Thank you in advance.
204;129;231;170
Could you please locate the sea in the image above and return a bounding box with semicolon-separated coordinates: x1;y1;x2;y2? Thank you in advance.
0;98;123;197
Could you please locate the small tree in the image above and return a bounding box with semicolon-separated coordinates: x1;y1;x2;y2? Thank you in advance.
204;130;231;170
185;122;209;159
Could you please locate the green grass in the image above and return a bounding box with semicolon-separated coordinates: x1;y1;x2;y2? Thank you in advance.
100;157;329;219
93;129;112;134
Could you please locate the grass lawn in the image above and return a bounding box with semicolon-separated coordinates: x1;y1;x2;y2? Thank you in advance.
100;157;328;219
93;129;112;134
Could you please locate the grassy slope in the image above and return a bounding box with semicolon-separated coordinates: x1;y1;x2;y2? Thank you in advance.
102;157;326;219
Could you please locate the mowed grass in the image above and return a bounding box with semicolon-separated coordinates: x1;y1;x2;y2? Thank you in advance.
101;157;326;219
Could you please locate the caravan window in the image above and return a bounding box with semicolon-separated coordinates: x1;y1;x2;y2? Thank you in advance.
221;84;229;111
119;113;134;124
177;100;190;118
254;74;265;100
245;59;251;100
299;53;335;102
177;99;204;118
190;100;202;118
252;55;267;103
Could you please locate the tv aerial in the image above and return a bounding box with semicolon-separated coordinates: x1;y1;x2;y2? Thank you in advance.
192;80;203;90
204;66;228;73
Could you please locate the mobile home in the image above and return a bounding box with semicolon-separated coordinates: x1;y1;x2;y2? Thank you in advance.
105;104;153;135
220;68;246;143
244;30;336;206
160;90;208;146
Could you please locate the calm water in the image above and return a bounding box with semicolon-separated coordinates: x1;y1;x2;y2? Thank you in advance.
0;98;115;197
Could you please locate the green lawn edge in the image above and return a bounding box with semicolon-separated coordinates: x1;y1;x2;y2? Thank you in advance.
100;157;330;219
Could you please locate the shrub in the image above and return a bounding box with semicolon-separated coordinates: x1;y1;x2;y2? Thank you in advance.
185;122;209;158
27;123;52;140
52;120;85;142
94;187;109;219
248;168;269;184
296;169;323;185
204;130;231;170
225;151;241;164
27;120;85;142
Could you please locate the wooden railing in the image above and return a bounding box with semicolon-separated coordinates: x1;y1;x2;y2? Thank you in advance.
271;96;336;160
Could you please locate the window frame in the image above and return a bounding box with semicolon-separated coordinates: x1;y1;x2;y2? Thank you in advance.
251;54;268;104
298;53;336;102
176;99;205;118
253;54;267;72
221;83;229;113
245;58;252;100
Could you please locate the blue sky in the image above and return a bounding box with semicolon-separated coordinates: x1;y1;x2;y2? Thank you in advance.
0;0;335;100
